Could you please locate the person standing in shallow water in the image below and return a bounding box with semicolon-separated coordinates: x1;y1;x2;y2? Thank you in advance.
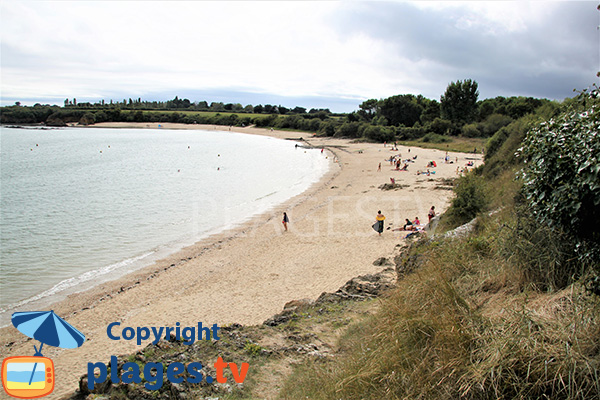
282;212;289;231
373;210;385;236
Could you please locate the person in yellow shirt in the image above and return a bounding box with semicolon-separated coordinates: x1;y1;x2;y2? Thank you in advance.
373;210;386;236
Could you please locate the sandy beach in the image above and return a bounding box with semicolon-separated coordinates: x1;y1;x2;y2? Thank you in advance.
0;123;482;399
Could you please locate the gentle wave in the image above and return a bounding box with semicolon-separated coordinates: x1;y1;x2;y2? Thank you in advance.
0;251;155;316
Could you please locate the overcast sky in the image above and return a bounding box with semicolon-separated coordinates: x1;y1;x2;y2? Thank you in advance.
1;1;598;112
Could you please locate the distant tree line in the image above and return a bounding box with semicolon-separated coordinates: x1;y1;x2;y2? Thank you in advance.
1;79;561;142
60;95;324;116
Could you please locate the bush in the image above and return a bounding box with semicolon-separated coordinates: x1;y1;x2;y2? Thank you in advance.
363;125;395;142
79;112;96;125
442;172;488;228
479;113;513;137
334;121;362;138
396;125;425;140
421;132;451;143
461;123;481;138
425;117;453;135
46;112;67;126
518;97;600;262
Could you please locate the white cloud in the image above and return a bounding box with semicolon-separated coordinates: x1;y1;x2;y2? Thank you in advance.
1;1;598;110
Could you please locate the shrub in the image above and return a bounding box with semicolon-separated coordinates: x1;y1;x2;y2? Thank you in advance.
46;113;67;126
461;123;481;138
363;125;395;142
442;172;488;228
479;113;513;137
425;117;453;135
421;132;451;143
79;112;96;125
397;125;426;140
335;121;362;138
518;96;600;263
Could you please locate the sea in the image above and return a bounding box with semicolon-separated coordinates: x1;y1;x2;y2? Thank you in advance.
0;126;329;326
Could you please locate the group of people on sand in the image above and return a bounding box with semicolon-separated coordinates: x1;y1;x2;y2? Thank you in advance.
285;207;436;236
386;154;416;171
372;206;435;236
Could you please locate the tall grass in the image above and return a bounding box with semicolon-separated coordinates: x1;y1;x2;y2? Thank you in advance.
279;213;600;400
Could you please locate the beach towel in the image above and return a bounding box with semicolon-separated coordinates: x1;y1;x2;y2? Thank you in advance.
372;220;384;233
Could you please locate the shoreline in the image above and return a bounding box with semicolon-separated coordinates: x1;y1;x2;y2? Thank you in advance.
0;125;331;326
0;123;482;399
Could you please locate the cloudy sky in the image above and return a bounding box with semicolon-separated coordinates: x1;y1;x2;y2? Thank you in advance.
1;1;598;112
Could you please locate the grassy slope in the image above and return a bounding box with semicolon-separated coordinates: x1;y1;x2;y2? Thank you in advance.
280;214;600;400
278;113;600;399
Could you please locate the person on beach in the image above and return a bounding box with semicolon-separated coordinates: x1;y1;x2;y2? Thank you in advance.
428;206;436;222
373;210;386;236
378;162;381;172
282;212;289;231
413;216;420;225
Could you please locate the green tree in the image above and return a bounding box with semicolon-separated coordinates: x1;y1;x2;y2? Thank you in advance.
420;100;441;123
378;94;423;127
440;79;479;125
79;112;96;125
358;99;378;121
291;106;307;114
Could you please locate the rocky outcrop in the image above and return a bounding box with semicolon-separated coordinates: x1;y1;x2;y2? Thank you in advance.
314;268;396;305
68;257;402;400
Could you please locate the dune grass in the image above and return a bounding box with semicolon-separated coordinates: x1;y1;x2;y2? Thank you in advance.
279;208;600;400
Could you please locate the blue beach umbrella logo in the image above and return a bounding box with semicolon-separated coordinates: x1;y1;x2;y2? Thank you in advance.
11;311;86;355
1;311;85;399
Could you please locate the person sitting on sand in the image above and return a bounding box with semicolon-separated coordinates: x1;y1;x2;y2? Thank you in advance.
413;216;420;225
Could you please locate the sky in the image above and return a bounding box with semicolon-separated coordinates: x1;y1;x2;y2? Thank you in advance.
1;1;598;113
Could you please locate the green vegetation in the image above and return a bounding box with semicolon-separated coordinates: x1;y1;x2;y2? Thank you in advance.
278;86;600;399
398;136;487;153
50;82;598;400
2;79;558;144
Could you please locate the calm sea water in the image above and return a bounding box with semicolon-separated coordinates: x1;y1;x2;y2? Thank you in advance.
0;127;328;323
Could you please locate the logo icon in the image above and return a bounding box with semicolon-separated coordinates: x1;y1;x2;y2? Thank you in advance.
2;311;85;399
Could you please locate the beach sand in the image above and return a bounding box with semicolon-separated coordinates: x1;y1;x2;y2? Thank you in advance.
0;123;483;399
